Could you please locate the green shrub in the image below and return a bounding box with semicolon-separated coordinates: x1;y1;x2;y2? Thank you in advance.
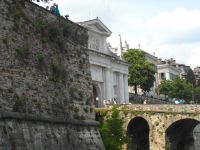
97;106;127;150
15;46;29;59
63;21;72;36
41;37;48;44
48;26;60;41
73;106;79;113
50;61;66;82
36;52;44;64
13;94;27;112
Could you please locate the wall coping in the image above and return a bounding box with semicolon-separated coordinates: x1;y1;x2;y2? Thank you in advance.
104;104;200;114
26;0;87;31
0;111;99;127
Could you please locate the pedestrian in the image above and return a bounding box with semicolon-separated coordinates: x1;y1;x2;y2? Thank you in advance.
143;99;147;104
65;14;69;20
50;4;55;13
54;3;60;16
103;100;106;106
46;6;49;10
113;98;117;104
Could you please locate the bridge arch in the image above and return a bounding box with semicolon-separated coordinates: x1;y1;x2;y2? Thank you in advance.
165;118;200;150
127;117;150;150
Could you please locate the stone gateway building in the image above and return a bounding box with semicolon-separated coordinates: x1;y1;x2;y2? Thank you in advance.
0;0;104;149
79;18;129;107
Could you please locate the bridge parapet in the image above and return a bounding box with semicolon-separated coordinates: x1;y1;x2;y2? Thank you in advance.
106;104;200;114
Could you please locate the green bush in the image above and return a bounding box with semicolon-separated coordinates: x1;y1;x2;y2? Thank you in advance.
50;61;66;82
97;106;127;150
36;53;44;64
15;46;29;59
63;21;72;36
48;26;60;41
13;94;27;112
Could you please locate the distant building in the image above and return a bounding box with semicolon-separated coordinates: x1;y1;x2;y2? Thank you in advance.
109;35;130;58
194;66;200;86
145;52;160;65
162;58;191;80
157;64;181;83
144;54;181;97
78;18;129;107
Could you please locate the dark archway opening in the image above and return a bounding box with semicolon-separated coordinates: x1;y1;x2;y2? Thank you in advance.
165;119;200;150
127;117;150;150
93;84;99;108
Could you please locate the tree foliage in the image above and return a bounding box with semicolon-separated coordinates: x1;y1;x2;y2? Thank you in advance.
194;87;200;103
159;79;173;98
158;77;195;103
123;49;156;94
185;68;195;85
170;78;192;102
98;107;127;150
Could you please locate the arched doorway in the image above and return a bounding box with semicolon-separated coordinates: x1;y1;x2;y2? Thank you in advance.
165;119;200;150
127;117;150;150
92;83;101;107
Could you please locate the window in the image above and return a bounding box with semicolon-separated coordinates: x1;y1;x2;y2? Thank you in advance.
160;73;165;79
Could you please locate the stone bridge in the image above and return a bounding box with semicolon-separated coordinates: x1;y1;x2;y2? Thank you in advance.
105;104;200;150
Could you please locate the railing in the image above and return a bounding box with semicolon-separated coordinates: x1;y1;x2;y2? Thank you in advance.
129;93;173;104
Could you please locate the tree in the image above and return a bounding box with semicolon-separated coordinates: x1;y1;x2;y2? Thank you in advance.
141;63;156;92
158;79;173;99
194;87;200;104
171;77;192;103
99;107;127;150
123;49;156;94
158;77;193;103
185;68;195;85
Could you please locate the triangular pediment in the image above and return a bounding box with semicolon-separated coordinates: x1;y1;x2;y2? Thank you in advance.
88;23;108;33
78;18;112;36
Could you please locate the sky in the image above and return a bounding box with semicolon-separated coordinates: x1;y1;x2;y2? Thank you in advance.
34;0;200;69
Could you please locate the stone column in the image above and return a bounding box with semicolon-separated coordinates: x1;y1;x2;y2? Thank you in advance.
124;74;129;103
166;72;170;80
110;70;114;100
118;73;124;103
105;68;112;101
150;124;166;150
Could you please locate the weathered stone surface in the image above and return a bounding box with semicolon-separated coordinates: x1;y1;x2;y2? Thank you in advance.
0;0;104;149
0;120;103;150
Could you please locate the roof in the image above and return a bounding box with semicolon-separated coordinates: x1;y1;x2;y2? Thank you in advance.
78;17;112;36
157;64;181;73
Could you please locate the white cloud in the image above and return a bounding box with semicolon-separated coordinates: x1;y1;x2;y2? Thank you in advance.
146;8;200;44
140;8;200;68
148;8;200;30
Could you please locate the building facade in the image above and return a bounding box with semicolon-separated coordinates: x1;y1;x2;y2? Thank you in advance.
194;66;200;86
157;64;181;83
79;18;129;107
145;55;182;97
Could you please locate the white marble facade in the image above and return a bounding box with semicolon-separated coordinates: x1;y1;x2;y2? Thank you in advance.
79;18;129;107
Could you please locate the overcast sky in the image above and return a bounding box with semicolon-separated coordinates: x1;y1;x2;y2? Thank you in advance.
35;0;200;68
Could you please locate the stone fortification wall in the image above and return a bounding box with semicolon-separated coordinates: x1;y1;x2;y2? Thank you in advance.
0;0;104;149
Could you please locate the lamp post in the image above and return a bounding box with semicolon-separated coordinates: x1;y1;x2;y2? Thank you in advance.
192;83;195;104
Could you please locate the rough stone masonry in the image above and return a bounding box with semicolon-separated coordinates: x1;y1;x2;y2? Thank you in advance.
0;0;104;149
